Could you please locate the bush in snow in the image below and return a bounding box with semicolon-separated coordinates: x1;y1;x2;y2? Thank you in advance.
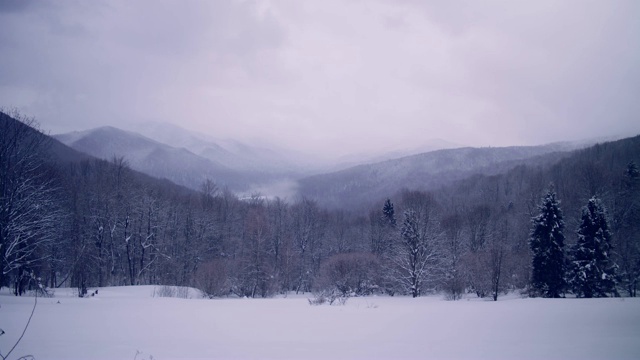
153;285;190;298
308;289;349;306
196;260;230;298
314;252;381;297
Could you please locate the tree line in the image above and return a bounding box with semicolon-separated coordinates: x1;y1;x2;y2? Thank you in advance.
1;111;639;299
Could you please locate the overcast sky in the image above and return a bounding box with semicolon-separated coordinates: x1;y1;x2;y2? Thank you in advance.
1;0;639;158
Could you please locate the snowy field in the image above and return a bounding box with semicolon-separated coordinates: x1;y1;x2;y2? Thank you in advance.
1;286;639;360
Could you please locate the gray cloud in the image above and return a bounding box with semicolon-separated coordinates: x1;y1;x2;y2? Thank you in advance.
1;0;638;159
0;0;36;13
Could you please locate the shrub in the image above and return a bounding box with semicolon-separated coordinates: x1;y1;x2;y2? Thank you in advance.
308;289;349;306
315;252;381;297
196;260;229;298
152;285;191;299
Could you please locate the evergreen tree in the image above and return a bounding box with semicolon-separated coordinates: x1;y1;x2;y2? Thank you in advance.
382;198;396;228
372;199;396;256
625;161;639;182
570;196;618;297
529;188;566;298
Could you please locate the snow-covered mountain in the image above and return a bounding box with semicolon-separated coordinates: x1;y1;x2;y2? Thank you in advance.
55;123;608;208
130;121;317;174
297;142;590;209
130;122;469;175
54;123;470;201
326;138;463;172
54;126;279;192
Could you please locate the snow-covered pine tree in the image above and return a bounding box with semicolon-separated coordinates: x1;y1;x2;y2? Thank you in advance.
382;198;396;228
569;196;618;298
372;199;397;256
529;188;566;298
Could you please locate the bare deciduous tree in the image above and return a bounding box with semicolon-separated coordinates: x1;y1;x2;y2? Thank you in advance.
0;110;64;294
315;252;381;297
291;197;324;293
392;206;442;298
441;211;465;300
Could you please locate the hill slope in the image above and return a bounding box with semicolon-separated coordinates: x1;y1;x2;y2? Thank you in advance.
55;126;262;191
298;143;584;209
131;121;313;174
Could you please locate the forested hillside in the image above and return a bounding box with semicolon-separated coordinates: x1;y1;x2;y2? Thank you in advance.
2;111;638;300
298;143;586;210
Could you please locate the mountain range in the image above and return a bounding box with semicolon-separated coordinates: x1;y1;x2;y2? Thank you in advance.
297;143;589;209
54;122;615;208
55;127;250;191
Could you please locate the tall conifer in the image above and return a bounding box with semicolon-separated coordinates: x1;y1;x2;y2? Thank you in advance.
570;196;618;297
530;188;566;298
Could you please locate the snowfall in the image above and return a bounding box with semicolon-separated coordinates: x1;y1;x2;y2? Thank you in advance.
1;286;639;360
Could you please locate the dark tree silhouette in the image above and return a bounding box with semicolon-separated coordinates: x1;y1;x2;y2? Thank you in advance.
570;196;618;298
529;188;566;298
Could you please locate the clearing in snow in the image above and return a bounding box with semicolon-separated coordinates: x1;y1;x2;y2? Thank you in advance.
1;286;639;360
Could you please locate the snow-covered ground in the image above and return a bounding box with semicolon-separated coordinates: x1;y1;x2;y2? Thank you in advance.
1;286;639;360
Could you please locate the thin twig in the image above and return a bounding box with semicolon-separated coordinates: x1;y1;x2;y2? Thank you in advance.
3;289;37;360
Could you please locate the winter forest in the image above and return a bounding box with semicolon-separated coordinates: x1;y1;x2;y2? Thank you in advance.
2;110;639;302
3;0;640;357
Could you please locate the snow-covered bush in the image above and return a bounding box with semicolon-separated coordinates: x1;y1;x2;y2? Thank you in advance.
152;285;190;299
196;260;230;298
314;252;381;297
308;289;349;306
